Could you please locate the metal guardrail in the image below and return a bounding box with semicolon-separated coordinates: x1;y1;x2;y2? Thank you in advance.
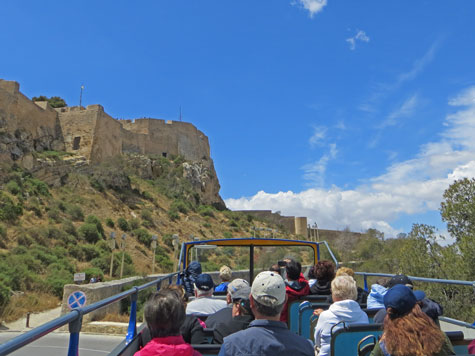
0;272;178;356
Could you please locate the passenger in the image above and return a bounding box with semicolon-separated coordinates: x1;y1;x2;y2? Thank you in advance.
310;260;336;296
213;286;254;344
134;289;202;356
280;259;310;323
370;284;455;356
182;261;202;297
269;264;281;275
165;285;207;344
206;278;250;328
219;271;314;356
367;277;390;310
373;275;443;325
314;275;369;356
186;274;227;315
215;266;232;293
335;267;368;305
307;265;317;287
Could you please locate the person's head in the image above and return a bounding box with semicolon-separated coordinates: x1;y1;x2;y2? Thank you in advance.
226;278;250;304
269;264;281;275
250;271;286;319
313;260;336;282
387;274;413;289
285;259;301;281
165;284;189;304
335;267;355;278
219;265;232;282
194;273;214;298
376;277;391;288
144;289;185;339
230;286;252;317
331;275;358;302
382;285;444;356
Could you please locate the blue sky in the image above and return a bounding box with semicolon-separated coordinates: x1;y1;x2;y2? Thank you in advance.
2;1;475;238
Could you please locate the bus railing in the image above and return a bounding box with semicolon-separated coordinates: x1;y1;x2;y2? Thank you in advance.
0;272;178;356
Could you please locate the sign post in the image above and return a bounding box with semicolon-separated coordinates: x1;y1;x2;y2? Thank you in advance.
73;273;85;283
120;234;126;279
109;232;116;277
151;235;158;274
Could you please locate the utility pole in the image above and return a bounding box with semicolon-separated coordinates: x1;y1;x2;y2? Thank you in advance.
120;233;126;279
79;85;84;108
109;232;116;277
179;106;182;121
151;235;158;274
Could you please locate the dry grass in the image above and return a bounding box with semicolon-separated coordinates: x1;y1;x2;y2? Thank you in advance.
99;313;130;323
1;292;59;323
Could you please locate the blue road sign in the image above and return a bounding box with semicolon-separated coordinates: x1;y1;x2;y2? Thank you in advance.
67;291;87;309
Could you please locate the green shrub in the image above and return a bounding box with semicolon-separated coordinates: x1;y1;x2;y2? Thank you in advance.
90;178;105;192
140;209;154;226
62;220;78;237
6;180;21;195
46;207;61;223
67;204;84;221
0;224;6;248
105;218;115;228
134;228;152;247
223;231;233;239
45;269;72;297
203;222;211;228
83;267;104;282
0;280;11;309
198;205;215;218
85;215;105;237
117;217;129;232
0;192;23;223
167;207;179;221
78;223;100;243
162;234;174;249
142;191;154;201
171;200;189;214
129;218;140;230
24;178;50;196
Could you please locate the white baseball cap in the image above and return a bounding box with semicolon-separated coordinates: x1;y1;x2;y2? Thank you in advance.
227;278;250;299
251;271;286;306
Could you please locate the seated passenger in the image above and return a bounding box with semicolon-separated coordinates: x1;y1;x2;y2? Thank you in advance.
367;278;390;310
182;261;202;297
134;289;202;356
314;275;369;356
206;278;250;328
219;271;314;356
186;274;227;315
370;284;455;356
213;286;254;344
215;265;232;293
310;260;335;296
166;285;207;344
269;264;281;275
373;275;443;325
335;267;368;305
280;259;310;323
307;265;317;288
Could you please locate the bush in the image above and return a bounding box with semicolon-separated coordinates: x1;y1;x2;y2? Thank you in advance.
140;209;154;227
83;267;104;282
47;207;61;223
45;269;72;297
67;204;84;221
0;280;11;309
198;205;215;218
223;231;233;239
78;223;101;243
90;178;105;192
167;207;179;221
129;218;140;230
171;200;189;214
134;228;152;247
105;218;115;228
5;180;21;195
0;192;23;223
85;215;105;237
117;217;129;232
24;178;50;196
62;220;78;237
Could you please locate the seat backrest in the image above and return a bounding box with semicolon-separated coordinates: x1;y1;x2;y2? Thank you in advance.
192;344;222;356
330;323;383;356
361;308;380;323
299;302;331;338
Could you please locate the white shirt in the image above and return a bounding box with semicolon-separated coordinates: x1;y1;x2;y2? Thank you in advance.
186;297;227;315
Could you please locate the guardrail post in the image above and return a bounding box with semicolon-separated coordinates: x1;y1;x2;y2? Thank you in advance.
157;280;162;291
126;288;139;344
363;274;368;291
168;274;173;285
67;311;83;356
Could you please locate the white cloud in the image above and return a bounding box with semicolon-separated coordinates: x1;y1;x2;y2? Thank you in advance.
378;94;419;129
346;30;370;50
294;0;327;18
309;126;327;147
226;87;475;238
302;143;337;186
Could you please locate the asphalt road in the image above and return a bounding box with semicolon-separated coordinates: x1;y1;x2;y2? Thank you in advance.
0;332;124;356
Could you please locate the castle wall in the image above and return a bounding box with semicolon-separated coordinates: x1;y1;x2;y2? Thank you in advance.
89;107;122;163
0;80;64;162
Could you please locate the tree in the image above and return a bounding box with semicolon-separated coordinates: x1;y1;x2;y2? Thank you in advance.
32;95;67;108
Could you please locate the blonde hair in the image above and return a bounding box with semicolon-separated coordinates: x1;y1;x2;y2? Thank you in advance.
331;275;357;301
336;267;355;278
219;265;232;281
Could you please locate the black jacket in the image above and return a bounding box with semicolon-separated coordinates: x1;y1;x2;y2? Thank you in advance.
181;314;207;344
213;314;254;344
181;261;202;296
310;280;332;295
205;306;232;329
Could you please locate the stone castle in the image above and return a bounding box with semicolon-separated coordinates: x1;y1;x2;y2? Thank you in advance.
0;79;223;207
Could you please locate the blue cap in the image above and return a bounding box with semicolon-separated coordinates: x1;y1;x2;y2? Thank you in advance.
195;273;214;291
384;284;421;316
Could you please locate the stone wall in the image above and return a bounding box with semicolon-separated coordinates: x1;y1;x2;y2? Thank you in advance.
0;80;64;163
236;210;298;234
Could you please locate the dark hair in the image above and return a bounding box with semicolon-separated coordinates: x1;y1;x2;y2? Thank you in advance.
313;260;335;282
144;289;185;338
285;260;301;281
269;264;281;274
253;297;284;317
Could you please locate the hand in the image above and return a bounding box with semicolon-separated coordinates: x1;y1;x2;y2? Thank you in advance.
313;308;324;316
